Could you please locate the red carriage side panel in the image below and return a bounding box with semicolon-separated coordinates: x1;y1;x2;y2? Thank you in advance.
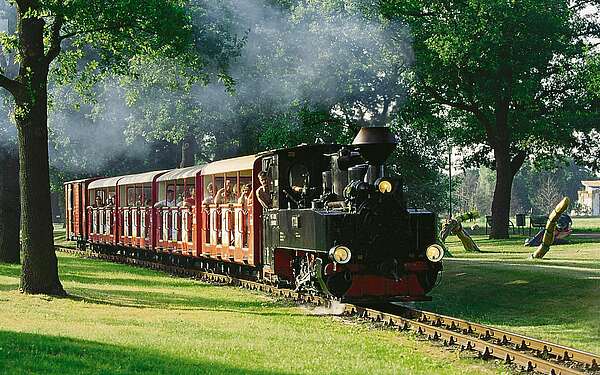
64;178;99;243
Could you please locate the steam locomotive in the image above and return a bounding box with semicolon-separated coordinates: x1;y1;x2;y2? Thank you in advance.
65;127;443;302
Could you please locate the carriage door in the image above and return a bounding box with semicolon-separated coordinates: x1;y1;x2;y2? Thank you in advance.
261;155;279;268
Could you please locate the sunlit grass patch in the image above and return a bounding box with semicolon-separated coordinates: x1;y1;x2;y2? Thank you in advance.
0;252;501;375
414;254;600;354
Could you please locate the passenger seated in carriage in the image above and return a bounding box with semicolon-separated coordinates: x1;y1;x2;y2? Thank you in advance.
180;187;195;207
202;183;215;205
238;184;252;208
154;189;177;208
105;197;115;208
92;196;104;208
215;179;234;204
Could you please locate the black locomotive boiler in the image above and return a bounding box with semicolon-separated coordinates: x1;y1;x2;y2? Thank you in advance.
259;127;444;301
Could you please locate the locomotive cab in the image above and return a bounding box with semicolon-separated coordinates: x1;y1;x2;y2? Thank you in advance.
261;127;443;302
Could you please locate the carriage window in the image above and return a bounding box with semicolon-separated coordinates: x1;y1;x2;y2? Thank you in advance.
89;189;106;207
289;163;310;190
143;187;152;206
126;187;136;206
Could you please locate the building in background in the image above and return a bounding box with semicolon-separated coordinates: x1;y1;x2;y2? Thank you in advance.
577;180;600;216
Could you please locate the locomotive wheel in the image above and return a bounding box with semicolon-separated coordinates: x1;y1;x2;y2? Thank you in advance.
417;269;439;293
325;270;352;298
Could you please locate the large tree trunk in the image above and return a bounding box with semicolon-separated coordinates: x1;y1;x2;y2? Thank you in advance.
16;95;65;295
0;145;20;264
490;155;514;239
15;15;65;295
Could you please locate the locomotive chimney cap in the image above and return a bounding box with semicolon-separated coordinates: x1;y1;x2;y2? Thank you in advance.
352;127;397;166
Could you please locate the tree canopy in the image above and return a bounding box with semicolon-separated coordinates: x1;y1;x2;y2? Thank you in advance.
0;0;236;295
381;0;600;237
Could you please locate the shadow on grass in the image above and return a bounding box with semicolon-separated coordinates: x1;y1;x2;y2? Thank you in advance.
63;289;299;317
54;254;299;316
2;254;297;317
0;330;289;375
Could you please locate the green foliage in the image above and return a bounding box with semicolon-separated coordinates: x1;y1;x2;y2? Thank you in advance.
258;105;352;148
511;160;596;214
49;0;198;84
381;0;600;170
457;210;480;223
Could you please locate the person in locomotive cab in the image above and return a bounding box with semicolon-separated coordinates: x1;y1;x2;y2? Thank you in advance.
154;189;176;208
256;171;272;210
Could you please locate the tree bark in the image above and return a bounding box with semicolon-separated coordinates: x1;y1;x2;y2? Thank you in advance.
0;145;20;264
490;149;513;239
14;14;65;295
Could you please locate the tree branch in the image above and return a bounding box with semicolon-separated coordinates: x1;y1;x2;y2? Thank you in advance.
0;72;23;98
425;86;497;147
59;23;135;42
45;15;64;63
510;150;527;176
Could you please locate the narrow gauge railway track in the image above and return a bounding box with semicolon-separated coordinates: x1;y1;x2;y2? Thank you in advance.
55;245;599;375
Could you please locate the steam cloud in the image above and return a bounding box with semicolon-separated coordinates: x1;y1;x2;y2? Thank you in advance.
47;0;413;174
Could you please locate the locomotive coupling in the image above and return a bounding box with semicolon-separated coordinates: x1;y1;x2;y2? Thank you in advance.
329;245;352;264
425;244;444;263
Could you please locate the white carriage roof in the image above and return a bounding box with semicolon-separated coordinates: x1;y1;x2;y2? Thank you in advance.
117;170;169;186
63;177;100;185
88;176;122;189
582;180;600;188
156;165;206;182
201;155;257;175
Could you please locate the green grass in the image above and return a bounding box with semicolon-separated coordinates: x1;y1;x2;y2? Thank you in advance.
422;234;600;354
446;234;600;263
460;216;600;235
572;217;600;232
0;253;501;375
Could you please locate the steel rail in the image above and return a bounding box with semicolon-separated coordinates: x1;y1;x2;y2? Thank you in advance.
393;307;599;371
55;245;598;375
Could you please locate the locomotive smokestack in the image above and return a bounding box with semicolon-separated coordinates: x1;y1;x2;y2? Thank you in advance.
352;127;397;182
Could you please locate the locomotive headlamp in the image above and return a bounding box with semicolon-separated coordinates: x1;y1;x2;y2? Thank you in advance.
425;244;444;263
377;179;393;194
329;245;352;264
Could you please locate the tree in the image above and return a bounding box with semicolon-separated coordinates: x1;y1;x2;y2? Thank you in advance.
0;0;201;295
0;106;19;264
381;0;600;238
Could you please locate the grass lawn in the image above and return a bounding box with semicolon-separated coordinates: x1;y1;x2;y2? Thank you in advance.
0;252;502;375
572;217;600;232
418;234;600;354
461;216;600;235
